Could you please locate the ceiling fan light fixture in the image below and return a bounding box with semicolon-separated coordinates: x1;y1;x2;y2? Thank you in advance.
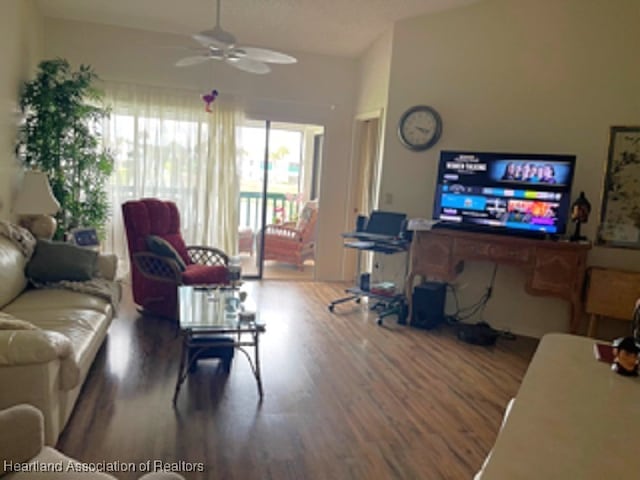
177;0;296;75
193;26;236;49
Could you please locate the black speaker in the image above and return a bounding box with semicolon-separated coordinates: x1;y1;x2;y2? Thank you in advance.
356;215;367;232
412;282;446;329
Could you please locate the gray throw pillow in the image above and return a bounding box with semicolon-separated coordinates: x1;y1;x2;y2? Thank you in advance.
146;235;187;271
26;240;98;282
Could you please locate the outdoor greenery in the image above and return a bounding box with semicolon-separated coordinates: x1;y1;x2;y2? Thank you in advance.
17;58;114;240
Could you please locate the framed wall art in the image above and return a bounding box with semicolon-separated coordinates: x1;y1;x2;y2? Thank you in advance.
597;126;640;248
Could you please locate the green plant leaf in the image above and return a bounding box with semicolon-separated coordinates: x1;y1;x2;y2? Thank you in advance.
17;59;114;240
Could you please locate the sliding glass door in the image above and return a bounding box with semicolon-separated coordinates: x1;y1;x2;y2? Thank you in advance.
237;120;323;279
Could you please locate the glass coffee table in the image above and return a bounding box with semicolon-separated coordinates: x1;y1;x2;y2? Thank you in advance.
173;286;266;405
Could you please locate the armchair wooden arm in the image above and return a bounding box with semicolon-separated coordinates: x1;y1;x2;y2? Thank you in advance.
186;246;229;266
263;224;303;241
132;252;182;284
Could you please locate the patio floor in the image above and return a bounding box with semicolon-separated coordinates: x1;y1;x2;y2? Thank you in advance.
239;254;315;280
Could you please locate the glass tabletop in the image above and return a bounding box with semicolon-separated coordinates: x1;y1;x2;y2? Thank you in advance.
178;286;262;332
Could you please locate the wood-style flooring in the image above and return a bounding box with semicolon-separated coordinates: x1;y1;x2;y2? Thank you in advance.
57;281;538;480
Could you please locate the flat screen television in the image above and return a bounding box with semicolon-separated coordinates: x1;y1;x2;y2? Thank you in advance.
432;150;576;237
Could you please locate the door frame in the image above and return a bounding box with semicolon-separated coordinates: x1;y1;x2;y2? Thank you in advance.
343;108;385;282
241;120;325;280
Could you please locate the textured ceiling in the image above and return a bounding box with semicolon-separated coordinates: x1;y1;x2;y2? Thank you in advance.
36;0;479;58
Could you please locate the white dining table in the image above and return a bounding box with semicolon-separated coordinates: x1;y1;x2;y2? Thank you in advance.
480;333;640;479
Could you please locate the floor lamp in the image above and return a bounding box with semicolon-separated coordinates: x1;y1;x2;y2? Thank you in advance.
13;170;60;240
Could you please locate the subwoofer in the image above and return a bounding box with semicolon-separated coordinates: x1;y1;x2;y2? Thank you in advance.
412;282;446;329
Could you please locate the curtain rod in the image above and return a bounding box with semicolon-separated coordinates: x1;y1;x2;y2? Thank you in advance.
100;78;339;112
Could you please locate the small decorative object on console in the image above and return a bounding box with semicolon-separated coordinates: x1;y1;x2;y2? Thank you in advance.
569;191;591;242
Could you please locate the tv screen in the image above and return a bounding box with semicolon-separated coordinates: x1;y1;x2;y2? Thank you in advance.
433;150;576;236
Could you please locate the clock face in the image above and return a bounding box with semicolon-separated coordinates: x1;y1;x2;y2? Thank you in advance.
398;106;442;151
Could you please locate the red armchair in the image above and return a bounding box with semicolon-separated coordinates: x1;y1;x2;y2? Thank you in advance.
122;198;229;319
260;200;318;270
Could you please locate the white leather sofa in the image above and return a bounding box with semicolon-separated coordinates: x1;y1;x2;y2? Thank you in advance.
0;236;119;445
1;404;184;480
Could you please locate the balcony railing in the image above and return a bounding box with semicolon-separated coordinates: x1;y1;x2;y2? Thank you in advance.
109;186;300;236
239;191;301;233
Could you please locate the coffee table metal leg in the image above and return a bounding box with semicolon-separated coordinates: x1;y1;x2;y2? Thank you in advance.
254;332;263;400
235;335;263;400
173;334;189;405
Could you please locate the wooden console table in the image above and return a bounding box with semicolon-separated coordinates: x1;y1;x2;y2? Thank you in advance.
405;229;591;333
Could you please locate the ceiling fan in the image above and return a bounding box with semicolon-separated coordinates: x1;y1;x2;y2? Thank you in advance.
175;0;297;74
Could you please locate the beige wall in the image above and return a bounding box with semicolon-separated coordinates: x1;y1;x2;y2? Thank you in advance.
339;29;395;282
43;18;358;281
0;0;43;220
355;29;393;116
381;0;640;337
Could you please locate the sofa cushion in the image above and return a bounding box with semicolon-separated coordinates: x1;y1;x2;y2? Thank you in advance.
0;313;38;331
295;200;318;231
0;237;28;310
2;308;110;374
26;240;98;283
0;329;81;390
182;264;228;285
4;289;112;318
0;405;43;477
146;235;187;271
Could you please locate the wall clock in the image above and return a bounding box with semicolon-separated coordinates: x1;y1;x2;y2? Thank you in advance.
397;105;443;151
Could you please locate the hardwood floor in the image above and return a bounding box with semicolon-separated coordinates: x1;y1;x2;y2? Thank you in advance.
57;281;538;480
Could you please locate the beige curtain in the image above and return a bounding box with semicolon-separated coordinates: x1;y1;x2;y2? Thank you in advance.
101;82;241;270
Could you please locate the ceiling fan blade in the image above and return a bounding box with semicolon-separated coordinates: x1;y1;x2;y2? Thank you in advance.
183;0;293;75
175;56;212;67
226;57;271;74
235;47;297;64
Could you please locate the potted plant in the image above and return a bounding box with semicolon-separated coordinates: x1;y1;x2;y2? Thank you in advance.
17;58;114;240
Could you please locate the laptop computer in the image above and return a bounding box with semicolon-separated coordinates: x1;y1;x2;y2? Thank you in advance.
352;211;407;240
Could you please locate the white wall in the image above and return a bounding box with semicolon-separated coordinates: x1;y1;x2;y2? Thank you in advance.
381;0;640;337
43;18;358;281
0;0;43;220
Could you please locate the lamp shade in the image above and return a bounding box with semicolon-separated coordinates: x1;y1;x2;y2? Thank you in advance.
13;170;60;215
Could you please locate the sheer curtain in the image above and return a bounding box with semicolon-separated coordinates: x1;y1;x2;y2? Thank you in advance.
101;82;241;270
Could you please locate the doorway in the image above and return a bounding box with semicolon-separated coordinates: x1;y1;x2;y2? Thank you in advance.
237;120;324;280
345;113;383;281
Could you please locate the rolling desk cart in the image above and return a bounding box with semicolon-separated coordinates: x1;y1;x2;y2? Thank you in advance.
328;232;410;326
